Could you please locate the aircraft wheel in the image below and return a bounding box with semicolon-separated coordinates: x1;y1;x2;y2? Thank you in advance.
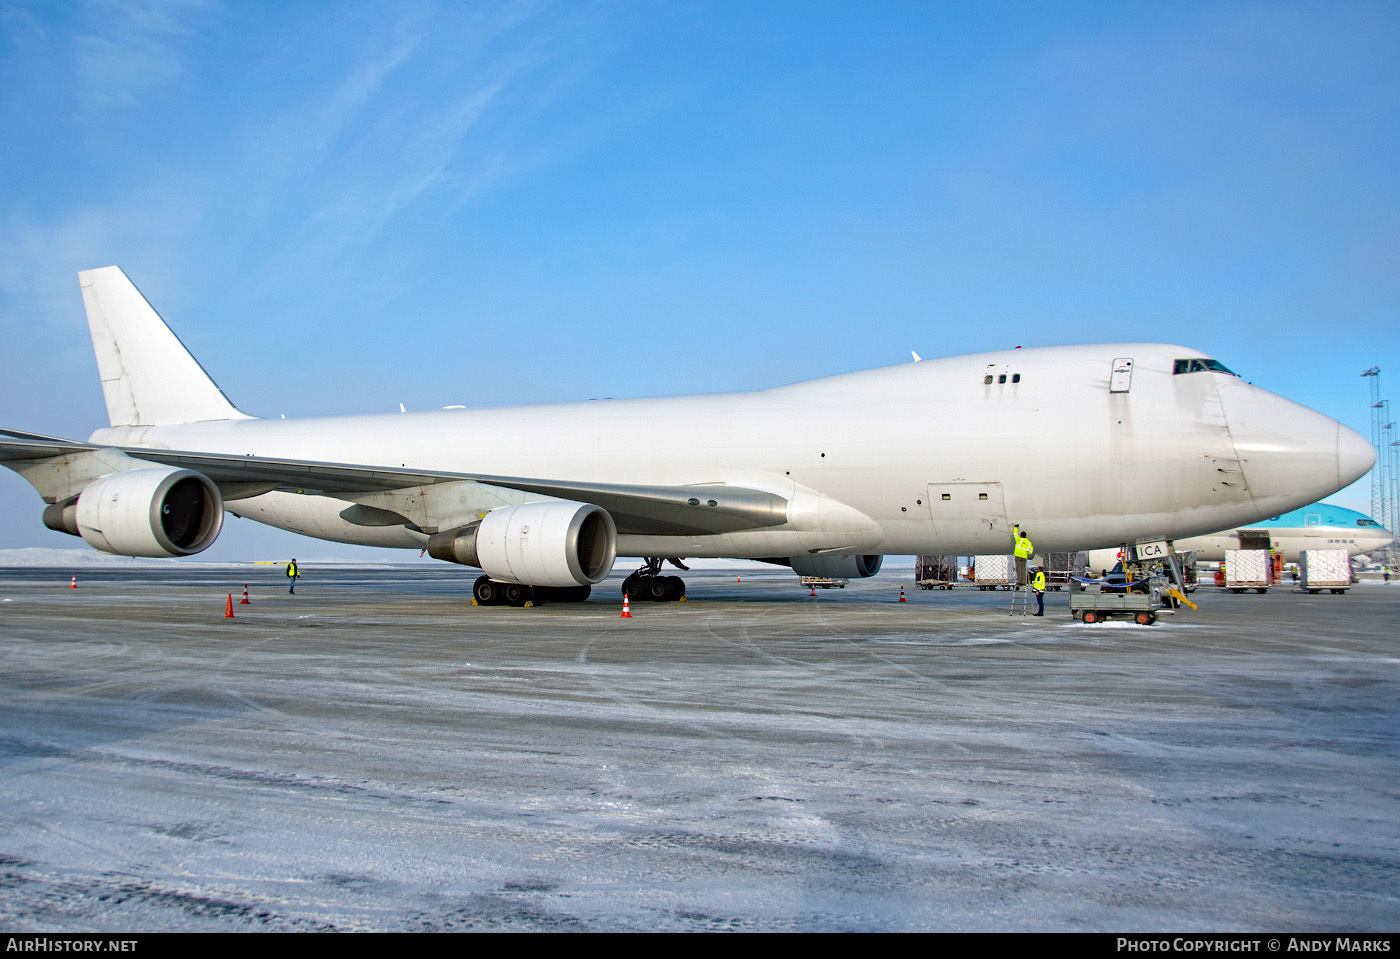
622;573;643;600
503;583;531;607
667;576;685;600
1082;610;1099;624
474;576;501;606
647;577;672;602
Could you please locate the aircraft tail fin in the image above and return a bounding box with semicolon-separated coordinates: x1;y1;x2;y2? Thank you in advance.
79;266;253;427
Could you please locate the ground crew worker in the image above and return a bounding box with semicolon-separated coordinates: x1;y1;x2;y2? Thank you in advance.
1031;567;1046;616
287;558;300;594
1012;525;1033;586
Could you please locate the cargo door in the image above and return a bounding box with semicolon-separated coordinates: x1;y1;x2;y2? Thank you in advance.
1238;529;1271;551
928;481;1008;552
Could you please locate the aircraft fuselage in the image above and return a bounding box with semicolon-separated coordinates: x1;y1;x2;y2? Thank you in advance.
88;342;1371;559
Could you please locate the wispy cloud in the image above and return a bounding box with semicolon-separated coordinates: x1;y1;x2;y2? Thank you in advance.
226;3;624;272
72;0;216;110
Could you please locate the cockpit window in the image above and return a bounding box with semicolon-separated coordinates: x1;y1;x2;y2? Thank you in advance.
1173;358;1238;376
1357;518;1380;527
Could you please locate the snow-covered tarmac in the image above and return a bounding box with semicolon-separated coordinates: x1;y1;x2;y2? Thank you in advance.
1;565;1396;931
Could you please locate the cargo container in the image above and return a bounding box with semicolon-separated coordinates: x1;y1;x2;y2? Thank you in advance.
914;555;959;589
1223;549;1271;593
972;554;1017;589
1300;549;1352;594
1042;551;1088;590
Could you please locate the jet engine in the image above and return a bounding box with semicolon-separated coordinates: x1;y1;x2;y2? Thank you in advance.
427;501;617;587
785;553;883;579
51;466;225;557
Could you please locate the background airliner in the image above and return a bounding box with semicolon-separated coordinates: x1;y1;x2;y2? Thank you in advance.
0;267;1375;605
1168;502;1392;562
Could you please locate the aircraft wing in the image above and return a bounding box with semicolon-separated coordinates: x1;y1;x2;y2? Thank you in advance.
0;429;787;536
0;428;89;457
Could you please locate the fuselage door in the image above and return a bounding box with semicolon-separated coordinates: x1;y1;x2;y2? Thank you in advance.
1237;529;1271;551
1110;357;1134;393
927;481;1009;552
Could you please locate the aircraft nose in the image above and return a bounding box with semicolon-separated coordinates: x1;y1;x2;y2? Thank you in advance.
1337;423;1377;487
1217;381;1375;514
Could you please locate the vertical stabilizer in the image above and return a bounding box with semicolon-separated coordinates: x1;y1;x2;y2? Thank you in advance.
79;266;253;427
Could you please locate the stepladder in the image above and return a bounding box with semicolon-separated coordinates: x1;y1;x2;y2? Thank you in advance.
1009;585;1029;616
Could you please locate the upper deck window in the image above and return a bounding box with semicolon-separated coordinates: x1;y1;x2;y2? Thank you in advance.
1173;358;1238;376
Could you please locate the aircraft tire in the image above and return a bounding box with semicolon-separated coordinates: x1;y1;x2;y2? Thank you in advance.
647;577;671;602
474;576;500;606
503;582;530;607
668;576;685;600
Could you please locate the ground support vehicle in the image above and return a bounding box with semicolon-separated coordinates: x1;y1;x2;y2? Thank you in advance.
1069;571;1179;625
801;576;847;590
1069;590;1167;625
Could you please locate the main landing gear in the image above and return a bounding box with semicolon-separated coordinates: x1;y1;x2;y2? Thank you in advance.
473;575;591;607
621;557;687;603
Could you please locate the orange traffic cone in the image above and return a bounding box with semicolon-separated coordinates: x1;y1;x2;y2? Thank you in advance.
810;585;817;596
899;586;906;602
621;593;632;619
224;594;234;618
69;575;77;589
240;584;250;605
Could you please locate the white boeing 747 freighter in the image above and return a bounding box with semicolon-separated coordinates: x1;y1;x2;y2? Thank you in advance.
0;267;1374;605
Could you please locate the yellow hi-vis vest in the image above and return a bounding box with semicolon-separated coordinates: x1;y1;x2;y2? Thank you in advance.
1014;535;1033;559
1032;571;1046;592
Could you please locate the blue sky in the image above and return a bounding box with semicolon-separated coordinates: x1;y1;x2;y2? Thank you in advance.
1;0;1397;561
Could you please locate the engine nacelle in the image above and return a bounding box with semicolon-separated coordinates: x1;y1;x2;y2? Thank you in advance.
786;553;883;579
427;501;617;587
73;467;224;557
